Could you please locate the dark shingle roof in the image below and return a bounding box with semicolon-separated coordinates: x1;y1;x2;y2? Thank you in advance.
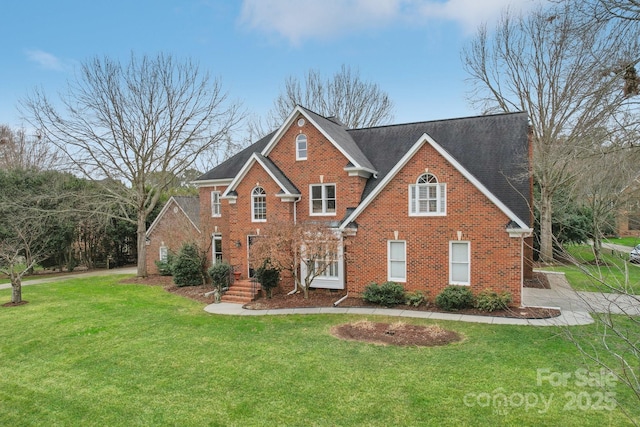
196;108;531;227
349;112;531;226
255;153;300;195
196;131;275;181
173;196;200;229
300;107;375;171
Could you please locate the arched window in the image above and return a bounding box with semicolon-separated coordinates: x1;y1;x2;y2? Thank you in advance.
252;186;266;222
409;173;446;216
296;134;307;160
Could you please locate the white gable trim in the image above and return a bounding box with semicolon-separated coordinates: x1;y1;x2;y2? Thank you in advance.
221;153;300;199
147;197;201;236
339;133;530;231
261;105;366;172
192;178;233;188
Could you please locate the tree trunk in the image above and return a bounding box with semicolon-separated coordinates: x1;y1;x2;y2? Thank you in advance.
136;212;147;277
11;276;22;304
539;188;554;264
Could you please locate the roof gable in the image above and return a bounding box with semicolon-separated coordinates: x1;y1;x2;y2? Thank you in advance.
261;105;376;175
222;152;300;199
348;112;531;227
339;132;529;231
147;196;201;236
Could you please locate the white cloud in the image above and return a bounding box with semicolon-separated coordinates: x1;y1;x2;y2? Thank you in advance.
25;49;64;71
239;0;537;44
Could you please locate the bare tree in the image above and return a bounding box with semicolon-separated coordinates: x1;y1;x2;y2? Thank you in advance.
463;2;639;263
22;53;243;277
249;220;342;299
0;169;78;304
0;125;60;170
265;65;394;130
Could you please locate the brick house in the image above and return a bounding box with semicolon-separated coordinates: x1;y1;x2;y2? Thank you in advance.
148;106;533;305
146;196;201;274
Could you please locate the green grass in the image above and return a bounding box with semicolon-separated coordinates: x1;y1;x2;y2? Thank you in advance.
1;276;638;426
541;245;640;294
604;237;640;248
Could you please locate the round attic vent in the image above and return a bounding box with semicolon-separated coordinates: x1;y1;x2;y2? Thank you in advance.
297;118;305;127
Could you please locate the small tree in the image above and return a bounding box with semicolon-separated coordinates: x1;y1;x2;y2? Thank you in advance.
249;221;342;299
254;260;280;299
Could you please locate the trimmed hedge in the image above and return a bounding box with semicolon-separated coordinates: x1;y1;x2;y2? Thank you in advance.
435;285;474;311
362;281;406;307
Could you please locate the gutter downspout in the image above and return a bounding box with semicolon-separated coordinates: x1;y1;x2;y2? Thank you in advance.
288;196;301;295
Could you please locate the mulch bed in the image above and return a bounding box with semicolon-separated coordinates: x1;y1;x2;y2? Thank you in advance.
330;321;462;347
124;274;560;320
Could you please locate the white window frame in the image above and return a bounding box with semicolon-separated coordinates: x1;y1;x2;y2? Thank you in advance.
212;233;223;264
409;173;446;216
387;240;407;283
251;186;267;222
211;191;221;217
296;134;307;160
309;184;336;216
449;241;470;285
159;246;168;262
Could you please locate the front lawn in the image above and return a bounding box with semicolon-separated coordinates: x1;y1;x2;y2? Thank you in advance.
0;276;637;426
542;245;640;294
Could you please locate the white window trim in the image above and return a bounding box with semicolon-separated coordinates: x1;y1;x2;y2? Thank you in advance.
211;191;221;217
212;233;223;264
309;183;337;216
159;246;168;262
449;241;470;285
409;182;447;216
387;240;407;283
296;134;307;161
251;186;267;222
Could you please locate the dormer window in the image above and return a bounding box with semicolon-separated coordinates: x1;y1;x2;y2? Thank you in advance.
296;134;307;160
252;186;266;222
409;173;446;216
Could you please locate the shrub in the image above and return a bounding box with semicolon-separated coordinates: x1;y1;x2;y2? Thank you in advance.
172;243;206;287
362;281;406;307
435;285;474;311
474;290;512;312
255;260;280;299
155;252;175;276
208;261;232;291
405;290;427;307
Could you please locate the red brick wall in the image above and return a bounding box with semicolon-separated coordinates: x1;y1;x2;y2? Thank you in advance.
344;140;523;305
145;199;201;275
198;185;233;269
267;114;367;222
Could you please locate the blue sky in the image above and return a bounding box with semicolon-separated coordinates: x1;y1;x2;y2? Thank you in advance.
0;0;537;133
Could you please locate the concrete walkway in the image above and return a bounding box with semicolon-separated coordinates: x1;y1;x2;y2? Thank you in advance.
204;271;640;327
0;266;137;290
204;271;639;326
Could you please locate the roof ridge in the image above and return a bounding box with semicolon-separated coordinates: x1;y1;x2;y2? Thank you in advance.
348;111;528;132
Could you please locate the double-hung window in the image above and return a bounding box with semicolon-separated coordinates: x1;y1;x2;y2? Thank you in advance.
450;241;470;285
252;186;266;222
310;184;336;215
388;240;406;282
409;173;446;216
296;134;307;160
211;191;221;217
